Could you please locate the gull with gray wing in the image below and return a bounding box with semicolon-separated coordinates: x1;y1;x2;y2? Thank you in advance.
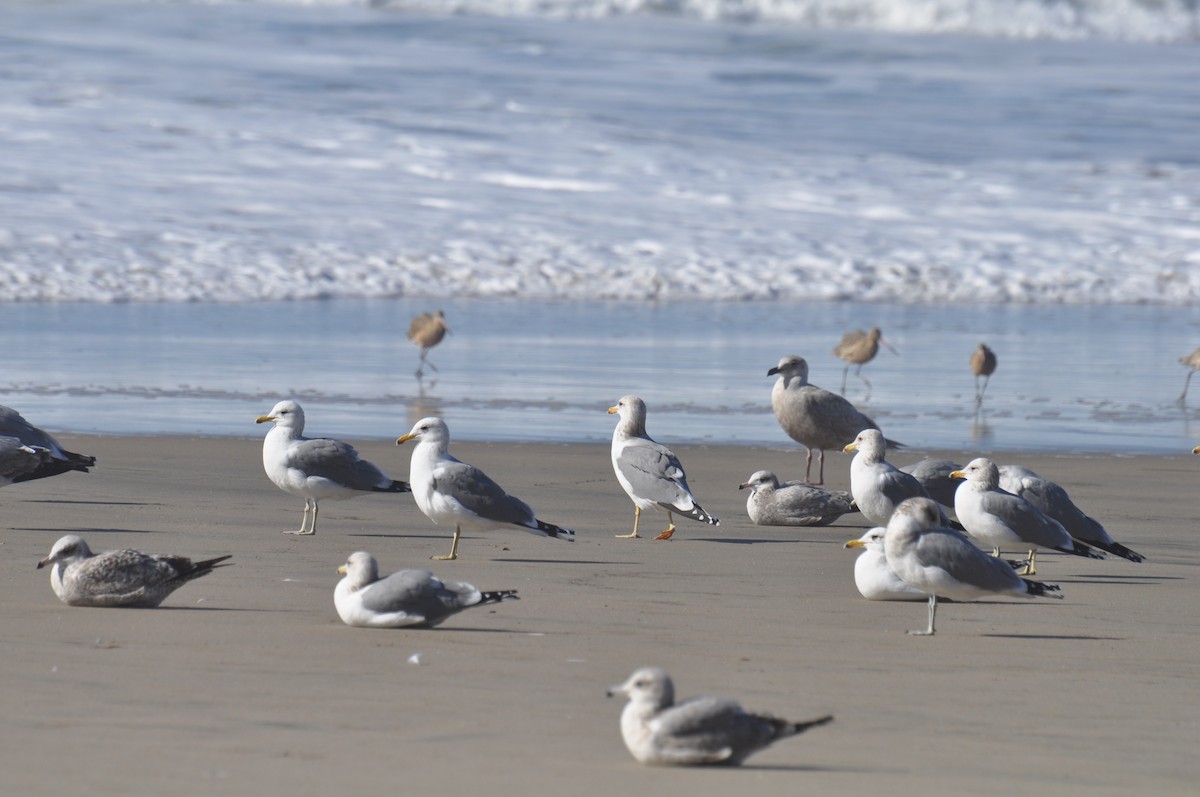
739;470;854;526
844;428;931;526
0;404;95;484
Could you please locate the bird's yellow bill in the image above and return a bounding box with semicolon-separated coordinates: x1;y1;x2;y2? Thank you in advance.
949;470;966;479
607;406;619;414
337;565;348;575
843;442;858;453
843;539;866;549
255;415;275;424
396;433;415;445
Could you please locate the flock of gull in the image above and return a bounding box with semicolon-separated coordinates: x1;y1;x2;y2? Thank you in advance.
6;323;1184;767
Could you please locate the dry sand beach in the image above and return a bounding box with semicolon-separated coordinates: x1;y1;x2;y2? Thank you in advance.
2;434;1197;796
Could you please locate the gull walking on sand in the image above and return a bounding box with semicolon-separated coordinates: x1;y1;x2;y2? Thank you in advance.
833;327;898;395
738;470;854;526
397;417;575;560
883;498;1062;635
607;667;833;766
0;404;96;484
256;400;411;535
844;527;929;601
843;428;932;526
407;309;450;379
952;458;1104;574
971;342;997;405
609;395;719;540
37;535;231;608
998;465;1144;563
334;551;518;628
769;355;890;485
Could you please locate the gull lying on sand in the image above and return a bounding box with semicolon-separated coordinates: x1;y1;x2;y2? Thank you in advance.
607;667;833;766
844;527;929;601
883;498;1062;636
334;551;518;628
398;417;575;560
738;470;854;526
256;400;410;535
609;395;718;540
37;535;231;608
899;458;962;511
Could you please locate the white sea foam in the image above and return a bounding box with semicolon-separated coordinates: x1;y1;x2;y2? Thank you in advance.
0;3;1197;304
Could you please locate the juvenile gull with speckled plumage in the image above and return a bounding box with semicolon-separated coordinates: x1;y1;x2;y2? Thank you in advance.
738;470;854;526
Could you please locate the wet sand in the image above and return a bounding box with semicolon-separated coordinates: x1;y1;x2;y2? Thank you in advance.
3;435;1197;796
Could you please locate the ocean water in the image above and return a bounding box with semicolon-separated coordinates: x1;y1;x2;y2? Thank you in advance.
1;1;1199;454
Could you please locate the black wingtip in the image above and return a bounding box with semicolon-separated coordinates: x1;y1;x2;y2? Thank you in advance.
535;520;576;542
380;480;412;493
478;589;519;605
791;714;834;735
1092;540;1145;563
1023;579;1062;598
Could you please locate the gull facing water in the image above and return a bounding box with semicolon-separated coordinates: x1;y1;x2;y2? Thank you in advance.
883;498;1062;635
607;667;833;766
398;417;575;560
37;535;231;608
609;395;718;540
256;400;410;535
334;551;518;628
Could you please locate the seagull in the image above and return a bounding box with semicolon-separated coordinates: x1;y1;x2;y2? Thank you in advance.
883;498;1062;635
898;458;962;512
0;436;55;487
397;416;575;560
256;400;411;535
0;404;95;483
606;667;833;766
407;309;450;379
738;470;854;526
843;428;931;526
833;327;898;395
768;355;891;485
970;342;998;405
998;465;1144;563
843;528;929;601
951;458;1104;574
37;535;231;608
608;395;719;540
334;551;518;628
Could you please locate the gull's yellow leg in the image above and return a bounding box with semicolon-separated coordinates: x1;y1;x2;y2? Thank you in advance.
432;526;461;561
616;507;642;539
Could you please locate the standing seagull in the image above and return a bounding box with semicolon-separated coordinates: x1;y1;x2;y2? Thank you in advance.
970;343;998;405
407;309;450;379
0;404;95;483
833;327;898;395
37;535;231;608
998;465;1144;563
768;355;889;485
608;395;719;540
843;428;930;526
883;498;1062;635
607;667;833;766
334;551;518;628
952;457;1104;574
256;400;410;535
738;470;854;526
397;416;574;560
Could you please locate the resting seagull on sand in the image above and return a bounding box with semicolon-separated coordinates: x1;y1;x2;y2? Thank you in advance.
607;666;832;766
768;355;891;485
397;416;575;560
952;458;1104;574
739;470;854;526
37;535;231;608
334;551;518;628
256;400;411;535
883;498;1062;636
609;395;718;540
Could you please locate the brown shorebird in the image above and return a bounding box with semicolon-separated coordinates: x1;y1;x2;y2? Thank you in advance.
970;342;998;405
407;309;450;378
833;327;897;394
1179;346;1200;402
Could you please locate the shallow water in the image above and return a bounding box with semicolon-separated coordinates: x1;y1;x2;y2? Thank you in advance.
6;298;1200;455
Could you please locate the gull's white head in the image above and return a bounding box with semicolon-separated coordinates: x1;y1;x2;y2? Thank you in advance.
256;400;305;433
607;666;675;710
888;497;946;534
844;526;887;552
337;551;379;591
842;428;886;459
950;457;999;488
397;416;450;448
738;470;779;494
767;355;809;383
37;534;93;570
608;395;649;436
